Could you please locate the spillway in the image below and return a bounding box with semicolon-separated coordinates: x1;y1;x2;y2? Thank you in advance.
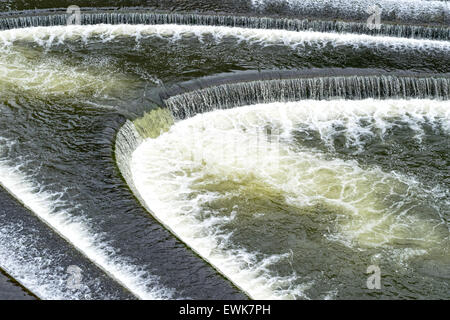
0;1;448;300
128;99;449;299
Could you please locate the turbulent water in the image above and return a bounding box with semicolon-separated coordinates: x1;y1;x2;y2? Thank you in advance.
0;0;449;300
130;100;450;299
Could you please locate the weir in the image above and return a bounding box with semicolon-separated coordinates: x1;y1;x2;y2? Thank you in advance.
250;0;450;25
0;175;137;300
0;0;448;300
116;71;450;299
0;10;448;40
0;268;36;300
114;117;249;300
164;75;450;119
1;0;448;26
125;98;450;299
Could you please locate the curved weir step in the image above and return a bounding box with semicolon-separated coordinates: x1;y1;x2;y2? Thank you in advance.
0;185;137;300
0;8;448;40
163;73;450;119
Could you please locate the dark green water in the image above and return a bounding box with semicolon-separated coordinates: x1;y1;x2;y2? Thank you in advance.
0;0;448;300
130;100;449;299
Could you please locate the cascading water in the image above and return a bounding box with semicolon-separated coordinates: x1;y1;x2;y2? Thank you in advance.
165;75;450;118
0;0;448;300
129;99;450;299
250;0;449;24
0;12;448;40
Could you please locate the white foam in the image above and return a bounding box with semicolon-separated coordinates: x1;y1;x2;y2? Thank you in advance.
0;223;105;300
0;24;448;51
0;45;133;97
130;99;449;299
0;139;174;300
251;0;449;20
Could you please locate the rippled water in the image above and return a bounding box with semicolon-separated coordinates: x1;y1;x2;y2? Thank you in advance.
0;0;448;300
130;100;449;299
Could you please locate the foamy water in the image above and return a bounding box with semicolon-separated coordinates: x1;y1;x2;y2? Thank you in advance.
0;138;174;300
0;22;448;299
251;0;449;20
0;24;448;52
131;99;449;299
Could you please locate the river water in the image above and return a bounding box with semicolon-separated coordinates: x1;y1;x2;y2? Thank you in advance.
0;0;448;300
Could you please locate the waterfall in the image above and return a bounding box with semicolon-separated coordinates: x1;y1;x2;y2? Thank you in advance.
251;0;450;25
0;11;448;40
128;98;450;299
0;1;448;301
165;75;450;119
